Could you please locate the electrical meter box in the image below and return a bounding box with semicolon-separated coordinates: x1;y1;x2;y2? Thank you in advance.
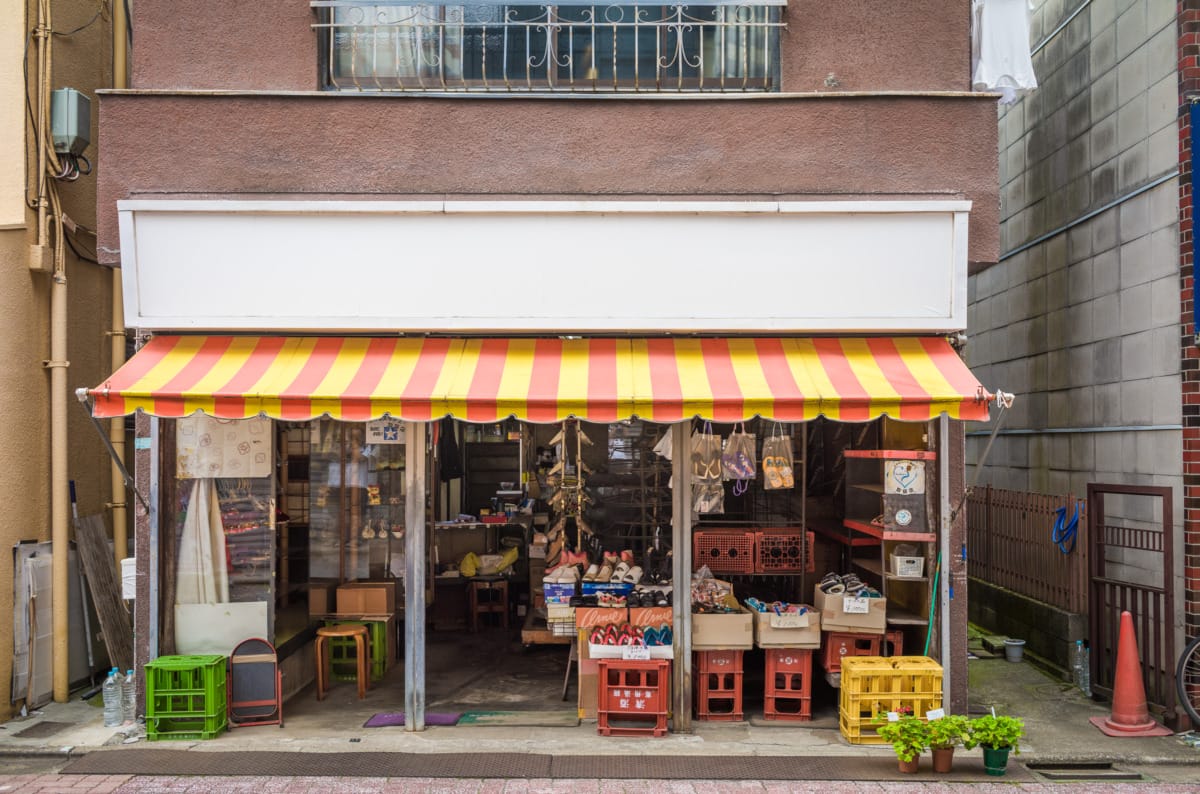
51;88;90;155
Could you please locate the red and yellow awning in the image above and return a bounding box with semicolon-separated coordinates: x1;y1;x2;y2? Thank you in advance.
85;335;991;423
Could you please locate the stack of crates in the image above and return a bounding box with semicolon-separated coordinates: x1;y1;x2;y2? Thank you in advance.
324;619;387;682
763;648;814;721
694;650;743;721
596;659;670;737
839;656;943;744
144;654;227;741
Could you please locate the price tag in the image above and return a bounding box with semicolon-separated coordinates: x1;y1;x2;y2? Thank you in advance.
886;711;900;722
926;708;946;721
843;596;870;614
622;646;651;661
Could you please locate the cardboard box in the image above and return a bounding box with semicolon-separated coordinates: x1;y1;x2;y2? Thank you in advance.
813;586;886;634
628;606;673;628
578;629;600;719
575;606;627;629
751;608;821;648
692;608;754;650
336;581;396;615
308;583;335;617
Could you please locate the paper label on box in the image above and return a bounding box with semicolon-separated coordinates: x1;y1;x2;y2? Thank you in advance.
622;646;651;661
843;596;870;614
926;708;946;720
769;613;809;628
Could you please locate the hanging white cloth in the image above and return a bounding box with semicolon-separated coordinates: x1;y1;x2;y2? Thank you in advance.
972;0;1038;104
176;479;230;605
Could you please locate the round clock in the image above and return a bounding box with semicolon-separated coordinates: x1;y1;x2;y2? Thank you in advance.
894;508;913;527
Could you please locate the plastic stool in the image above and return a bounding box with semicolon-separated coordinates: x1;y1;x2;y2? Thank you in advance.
315;624;370;700
467;577;509;631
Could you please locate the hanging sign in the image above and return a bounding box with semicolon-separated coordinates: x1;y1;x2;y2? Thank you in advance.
366;419;405;444
885;460;925;495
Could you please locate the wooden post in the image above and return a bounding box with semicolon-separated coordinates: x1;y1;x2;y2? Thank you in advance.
670;421;692;733
404;421;427;731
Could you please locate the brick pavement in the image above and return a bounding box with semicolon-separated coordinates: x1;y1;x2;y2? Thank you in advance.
3;778;1199;793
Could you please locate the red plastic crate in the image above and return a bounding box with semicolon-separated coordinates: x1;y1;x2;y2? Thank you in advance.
597;660;670;737
883;629;904;657
693;530;755;574
755;529;816;573
821;632;883;673
764;648;813;721
695;650;744;721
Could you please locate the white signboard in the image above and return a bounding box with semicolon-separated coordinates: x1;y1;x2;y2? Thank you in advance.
885;460;925;495
366;419;405;444
176;415;272;479
118;199;971;334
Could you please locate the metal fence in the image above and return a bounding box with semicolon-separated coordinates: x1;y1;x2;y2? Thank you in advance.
312;1;785;93
966;486;1088;614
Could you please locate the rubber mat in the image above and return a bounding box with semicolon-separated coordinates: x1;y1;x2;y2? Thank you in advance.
62;748;1033;781
363;712;461;727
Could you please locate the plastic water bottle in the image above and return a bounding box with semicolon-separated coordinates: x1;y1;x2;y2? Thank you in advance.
1074;640;1092;698
102;670;122;727
123;669;136;724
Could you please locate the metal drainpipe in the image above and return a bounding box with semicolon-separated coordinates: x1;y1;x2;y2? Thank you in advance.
110;0;130;569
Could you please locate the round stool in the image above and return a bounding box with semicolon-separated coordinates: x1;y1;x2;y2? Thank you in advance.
315;624;371;700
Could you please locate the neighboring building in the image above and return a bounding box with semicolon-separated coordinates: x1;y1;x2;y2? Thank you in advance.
967;0;1194;723
91;0;1001;725
1;2;123;719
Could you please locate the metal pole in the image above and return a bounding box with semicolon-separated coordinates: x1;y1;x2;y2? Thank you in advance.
938;415;951;705
404;421;427;731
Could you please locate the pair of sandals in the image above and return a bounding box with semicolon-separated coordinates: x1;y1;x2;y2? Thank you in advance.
628;590;670;608
583;561;642;584
762;455;795;489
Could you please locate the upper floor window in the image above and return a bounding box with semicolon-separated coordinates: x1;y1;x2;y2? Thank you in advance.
312;0;784;93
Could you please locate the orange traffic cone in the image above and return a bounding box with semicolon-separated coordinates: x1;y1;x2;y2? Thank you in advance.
1089;611;1172;737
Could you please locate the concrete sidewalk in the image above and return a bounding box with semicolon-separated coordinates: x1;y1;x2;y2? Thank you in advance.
1;649;1196;769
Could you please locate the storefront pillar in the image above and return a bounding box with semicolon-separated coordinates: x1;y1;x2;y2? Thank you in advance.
670;421;693;732
403;421;427;731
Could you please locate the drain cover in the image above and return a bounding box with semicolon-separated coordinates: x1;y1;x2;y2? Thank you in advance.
1026;762;1142;781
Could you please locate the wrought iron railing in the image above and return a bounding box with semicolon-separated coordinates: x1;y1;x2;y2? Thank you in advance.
311;0;785;93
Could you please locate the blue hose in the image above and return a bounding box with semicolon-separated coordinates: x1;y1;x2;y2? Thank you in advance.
1052;504;1079;554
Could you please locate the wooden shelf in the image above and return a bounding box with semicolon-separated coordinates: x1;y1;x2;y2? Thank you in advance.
843;449;937;461
885;608;930;627
810;518;880;547
843;519;936;543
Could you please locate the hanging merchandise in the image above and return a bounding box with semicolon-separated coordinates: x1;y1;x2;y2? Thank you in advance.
693;480;725;514
761;423;795;490
437;416;463;482
721;422;757;496
691;421;725;512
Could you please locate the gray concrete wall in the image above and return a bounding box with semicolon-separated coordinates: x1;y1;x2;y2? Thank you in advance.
967;1;1183;534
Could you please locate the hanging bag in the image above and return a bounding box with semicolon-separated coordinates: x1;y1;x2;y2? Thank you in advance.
692;480;725;514
691;421;722;482
761;423;795;490
721;423;757;481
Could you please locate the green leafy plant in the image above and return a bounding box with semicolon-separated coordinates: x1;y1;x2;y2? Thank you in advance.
927;714;973;750
875;714;930;762
969;714;1024;753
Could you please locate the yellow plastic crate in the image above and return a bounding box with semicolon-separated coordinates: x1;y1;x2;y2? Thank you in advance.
840;656;943;696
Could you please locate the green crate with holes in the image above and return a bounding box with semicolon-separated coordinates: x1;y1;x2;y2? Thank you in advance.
144;654;227;740
323;619;389;681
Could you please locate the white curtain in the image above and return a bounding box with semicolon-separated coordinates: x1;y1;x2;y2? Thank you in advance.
334;4;465;87
972;0;1038;104
176;479;230;605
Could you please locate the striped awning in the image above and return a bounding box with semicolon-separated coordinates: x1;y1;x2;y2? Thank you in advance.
84;336;992;423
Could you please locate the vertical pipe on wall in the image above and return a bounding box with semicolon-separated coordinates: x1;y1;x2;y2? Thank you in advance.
670;421;692;732
938;415;952;703
111;0;130;567
403;422;427;731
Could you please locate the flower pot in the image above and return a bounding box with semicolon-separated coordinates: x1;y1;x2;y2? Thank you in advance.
1003;638;1025;663
898;756;920;774
931;746;954;773
982;745;1011;776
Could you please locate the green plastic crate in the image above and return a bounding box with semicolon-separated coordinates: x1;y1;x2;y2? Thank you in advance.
323;619;388;682
144;654;227;741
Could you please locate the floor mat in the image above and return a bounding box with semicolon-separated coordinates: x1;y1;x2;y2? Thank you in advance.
456;710;580;727
12;721;72;739
363;712;461;727
61;748;1034;781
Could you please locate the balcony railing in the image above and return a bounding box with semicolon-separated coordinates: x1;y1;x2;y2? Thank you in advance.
311;0;785;93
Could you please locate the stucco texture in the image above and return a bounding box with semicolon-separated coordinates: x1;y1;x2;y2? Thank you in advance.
97;93;999;266
130;1;972;93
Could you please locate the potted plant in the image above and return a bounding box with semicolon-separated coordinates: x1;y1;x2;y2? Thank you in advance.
926;714;973;773
875;713;929;773
969;714;1024;776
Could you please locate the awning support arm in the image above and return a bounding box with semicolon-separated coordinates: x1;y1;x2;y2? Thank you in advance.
74;388;150;512
948;389;1014;523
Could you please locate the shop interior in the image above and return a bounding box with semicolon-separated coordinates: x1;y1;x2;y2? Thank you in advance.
165;413;941;725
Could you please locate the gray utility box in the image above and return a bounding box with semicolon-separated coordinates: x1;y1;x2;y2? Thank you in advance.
51;88;90;155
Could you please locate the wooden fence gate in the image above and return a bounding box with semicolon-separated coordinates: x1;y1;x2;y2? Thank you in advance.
1087;483;1183;730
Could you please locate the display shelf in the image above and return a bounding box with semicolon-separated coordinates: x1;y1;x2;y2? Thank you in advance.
841;519;936;543
809;517;880;548
883;608;929;627
843;449;937;461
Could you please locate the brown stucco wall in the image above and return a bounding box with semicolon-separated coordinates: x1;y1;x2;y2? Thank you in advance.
96;93;999;266
130;1;972;93
2;0;118;717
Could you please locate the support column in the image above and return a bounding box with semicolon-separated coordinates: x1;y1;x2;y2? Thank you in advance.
940;416;968;713
403;421;427;731
670;421;692;732
133;413;155;704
